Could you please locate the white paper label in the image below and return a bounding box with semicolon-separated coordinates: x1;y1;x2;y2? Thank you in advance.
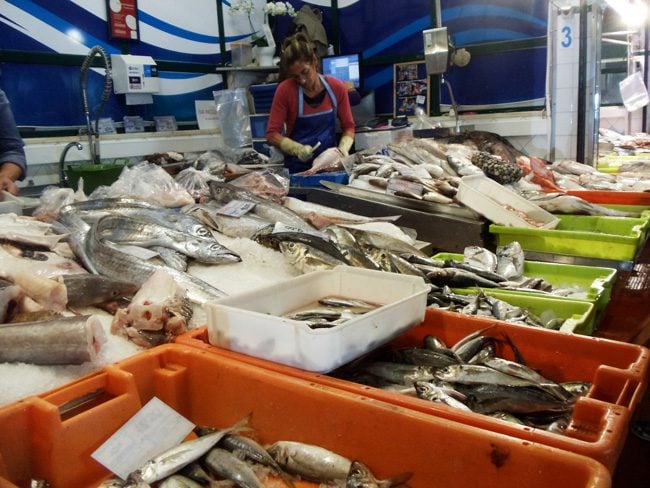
195;100;219;130
272;221;330;240
91;397;195;480
216;199;256;217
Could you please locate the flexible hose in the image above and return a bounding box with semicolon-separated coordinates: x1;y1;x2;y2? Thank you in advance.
79;45;113;163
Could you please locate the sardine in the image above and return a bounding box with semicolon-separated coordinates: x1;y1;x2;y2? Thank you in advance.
387;347;460;368
426;267;501;288
364;362;435;385
414;381;472;412
0;314;104;365
322;226;381;270
129;417;250;484
434;364;545;388
267;440;351;483
346;459;412;488
95;214;241;264
458;383;574;414
256;231;349;264
203;448;265;488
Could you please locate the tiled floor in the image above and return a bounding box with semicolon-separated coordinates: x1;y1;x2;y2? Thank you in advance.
594;240;650;487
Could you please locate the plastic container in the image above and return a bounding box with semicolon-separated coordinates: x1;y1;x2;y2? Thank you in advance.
289;171;349;188
206;266;428;372
490;214;646;261
0;344;612;488
177;306;650;472
230;41;253;67
566;189;650;207
249;113;269;138
249;83;278;113
432;252;618;313
457;174;560;229
65;163;128;194
445;287;596;335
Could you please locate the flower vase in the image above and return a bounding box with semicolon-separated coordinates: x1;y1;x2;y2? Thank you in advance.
254;45;276;67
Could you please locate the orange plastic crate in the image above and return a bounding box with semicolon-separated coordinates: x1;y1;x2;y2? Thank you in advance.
175;308;649;472
0;344;611;488
566;189;650;206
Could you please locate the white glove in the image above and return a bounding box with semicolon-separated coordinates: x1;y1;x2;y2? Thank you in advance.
280;138;315;162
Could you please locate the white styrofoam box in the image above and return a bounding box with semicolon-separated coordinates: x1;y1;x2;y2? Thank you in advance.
206;266;429;373
457;174;560;229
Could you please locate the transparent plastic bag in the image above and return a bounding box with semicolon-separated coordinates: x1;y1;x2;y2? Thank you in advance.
619;71;649;112
230;168;290;203
213;88;252;148
101;162;194;207
33;186;86;222
174;167;223;203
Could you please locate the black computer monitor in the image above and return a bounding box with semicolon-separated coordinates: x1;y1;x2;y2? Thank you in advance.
322;53;361;89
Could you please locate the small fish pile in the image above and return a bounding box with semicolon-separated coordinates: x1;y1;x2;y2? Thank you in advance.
421;243;588;304
283;296;381;329
549;159;650;192
97;415;411;487
333;327;590;434
525;192;641;217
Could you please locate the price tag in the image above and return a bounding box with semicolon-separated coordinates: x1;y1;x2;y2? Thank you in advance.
91;397;195;480
216;199;256;217
154;115;178;132
272;222;330;240
98;117;117;135
123;115;145;133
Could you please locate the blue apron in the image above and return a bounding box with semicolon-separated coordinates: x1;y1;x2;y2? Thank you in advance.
284;75;337;173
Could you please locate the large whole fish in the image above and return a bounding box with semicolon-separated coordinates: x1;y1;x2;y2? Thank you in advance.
527;193;639;217
278;241;347;273
85;222;227;305
0;314;104;365
94;214;241;264
208;181;316;232
60;198;213;238
294;147;345;175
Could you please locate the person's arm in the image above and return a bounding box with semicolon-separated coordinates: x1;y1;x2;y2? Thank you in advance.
331;78;356;156
0;89;26;197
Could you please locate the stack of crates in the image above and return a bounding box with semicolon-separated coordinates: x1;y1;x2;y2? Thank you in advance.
249;83;278;157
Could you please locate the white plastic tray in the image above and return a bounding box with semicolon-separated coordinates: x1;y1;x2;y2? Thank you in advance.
206;266;429;372
457;174;560;229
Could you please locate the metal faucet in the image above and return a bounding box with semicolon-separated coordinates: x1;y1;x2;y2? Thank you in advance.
59;141;83;187
442;75;461;134
80;45;113;164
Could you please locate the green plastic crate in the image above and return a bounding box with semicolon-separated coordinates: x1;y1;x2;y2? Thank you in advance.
432;252;617;313
490;214;646;261
447;288;596;335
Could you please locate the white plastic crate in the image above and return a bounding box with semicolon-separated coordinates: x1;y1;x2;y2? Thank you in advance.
206;266;429;372
457;174;560;229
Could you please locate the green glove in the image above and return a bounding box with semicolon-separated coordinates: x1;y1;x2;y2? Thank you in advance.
280;138;315;162
337;134;354;156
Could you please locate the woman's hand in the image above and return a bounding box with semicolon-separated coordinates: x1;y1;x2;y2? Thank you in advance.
0;162;21;197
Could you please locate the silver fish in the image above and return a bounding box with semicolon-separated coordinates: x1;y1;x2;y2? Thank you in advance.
426;267;501;288
95;214;241;264
278;241;347;273
203;448;265;488
157;475;203;488
150;246;189;272
459;383;573;415
209;181;316;232
129;417;249;484
61;198;213;238
435;364;548;388
322;225;381;270
388;347;460;368
496;242;525;280
345;459;412;488
318;296;380;311
183;203;274;239
0;314;104;365
61;273;138;307
414;381;472;412
85;223;226;304
267;440;352;483
364;362;435;385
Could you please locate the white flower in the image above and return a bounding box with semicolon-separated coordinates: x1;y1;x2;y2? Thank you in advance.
230;0;255;15
264;1;297;17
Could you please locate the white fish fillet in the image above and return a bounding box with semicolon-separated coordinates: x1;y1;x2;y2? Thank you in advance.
0;245;87;280
0;214;65;249
283;196;399;228
12;272;67;312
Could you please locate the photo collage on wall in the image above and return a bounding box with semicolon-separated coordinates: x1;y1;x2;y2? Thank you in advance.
394;61;430;117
